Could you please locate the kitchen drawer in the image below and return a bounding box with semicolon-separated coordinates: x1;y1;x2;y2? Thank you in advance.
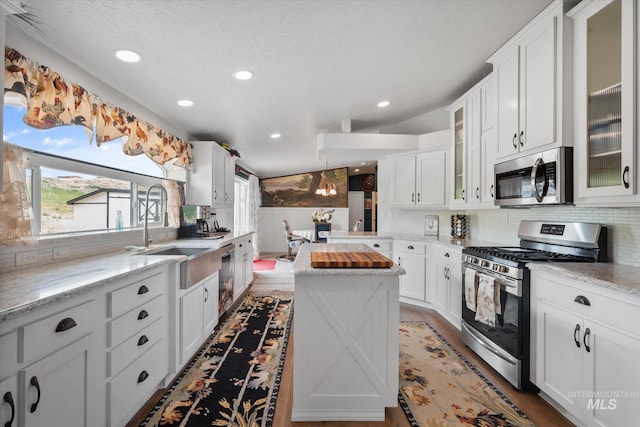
429;242;463;262
0;332;18;378
21;299;96;365
108;316;165;377
365;239;392;253
108;270;164;319
108;295;165;348
394;240;427;255
108;338;168;427
535;272;640;339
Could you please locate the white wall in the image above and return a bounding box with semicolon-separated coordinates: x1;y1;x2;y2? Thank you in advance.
259;207;348;253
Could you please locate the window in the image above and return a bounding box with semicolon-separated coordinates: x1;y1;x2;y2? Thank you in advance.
4;104;168;236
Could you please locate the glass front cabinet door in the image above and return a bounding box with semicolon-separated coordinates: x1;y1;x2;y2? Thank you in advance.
449;101;466;206
570;0;637;203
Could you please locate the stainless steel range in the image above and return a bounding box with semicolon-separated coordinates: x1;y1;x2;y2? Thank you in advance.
461;221;607;390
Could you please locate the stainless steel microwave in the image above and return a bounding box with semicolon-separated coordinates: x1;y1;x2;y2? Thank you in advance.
494;147;573;206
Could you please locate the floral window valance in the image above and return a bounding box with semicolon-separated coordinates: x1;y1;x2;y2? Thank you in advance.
4;47;193;169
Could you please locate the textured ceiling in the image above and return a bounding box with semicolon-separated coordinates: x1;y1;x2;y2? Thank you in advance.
6;0;552;178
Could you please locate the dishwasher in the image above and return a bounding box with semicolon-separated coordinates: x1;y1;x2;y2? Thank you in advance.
218;243;235;315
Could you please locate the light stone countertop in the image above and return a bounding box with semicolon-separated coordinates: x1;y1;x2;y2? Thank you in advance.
327;230;498;248
293;243;406;276
0;233;252;322
527;262;640;297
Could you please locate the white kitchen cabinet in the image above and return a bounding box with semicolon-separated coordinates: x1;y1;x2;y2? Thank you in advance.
187;141;236;208
489;0;571;160
429;243;463;330
0;375;18;427
327;236;393;259
21;333;97;427
179;272;219;365
390;151;448;208
234;234;254;300
394;240;427;302
532;270;640;427
448;74;497;209
449;99;467;206
570;0;639;206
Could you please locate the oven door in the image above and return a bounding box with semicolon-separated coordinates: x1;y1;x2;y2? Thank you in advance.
494;147;572;206
461;265;523;359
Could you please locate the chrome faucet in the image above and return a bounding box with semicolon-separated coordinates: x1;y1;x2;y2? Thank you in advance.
143;184;169;247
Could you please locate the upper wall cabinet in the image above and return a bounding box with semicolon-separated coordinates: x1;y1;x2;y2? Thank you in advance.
569;0;639;206
488;0;572;161
187;142;236;208
447;73;498;209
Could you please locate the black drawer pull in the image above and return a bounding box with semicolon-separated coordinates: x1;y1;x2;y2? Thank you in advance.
137;370;149;383
137;335;149;346
55;317;77;333
137;285;149;295
573;324;581;348
583;328;591;352
373;243;380;248
3;391;15;427
623;166;630;189
407;245;414;250
444;252;450;258
30;376;40;413
574;295;591;306
204;287;209;302
137;310;149;320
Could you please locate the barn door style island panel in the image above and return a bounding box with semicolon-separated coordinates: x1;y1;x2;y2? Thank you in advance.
292;243;405;422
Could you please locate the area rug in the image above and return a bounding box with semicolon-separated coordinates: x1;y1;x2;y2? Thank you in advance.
139;291;293;427
253;259;277;271
398;321;536;427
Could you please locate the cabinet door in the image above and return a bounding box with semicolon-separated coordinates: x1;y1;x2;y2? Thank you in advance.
224;155;235;206
397;253;426;301
586;321;640;427
244;237;254;288
0;376;18;427
519;14;557;152
450;102;467;205
21;334;96;427
481;74;497;132
496;46;520;158
481;128;497;204
213;148;225;206
447;262;462;328
573;0;636;200
202;273;219;335
535;301;585;412
467;90;482;206
433;260;449;314
179;284;204;364
391;155;417;206
416;151;446;207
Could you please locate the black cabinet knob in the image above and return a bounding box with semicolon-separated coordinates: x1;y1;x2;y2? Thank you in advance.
137;285;149;295
55;317;77;333
574;295;591;306
137;370;149;383
137;310;149;320
137;335;149;346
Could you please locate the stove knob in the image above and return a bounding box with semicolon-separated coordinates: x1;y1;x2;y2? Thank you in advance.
499;265;509;273
480;260;490;268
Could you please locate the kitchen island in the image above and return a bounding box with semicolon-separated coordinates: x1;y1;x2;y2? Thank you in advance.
291;243;405;421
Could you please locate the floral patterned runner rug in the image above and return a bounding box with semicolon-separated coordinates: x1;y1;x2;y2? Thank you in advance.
140;291;293;427
399;321;536;427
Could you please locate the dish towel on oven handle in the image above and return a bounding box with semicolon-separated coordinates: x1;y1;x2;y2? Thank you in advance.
474;273;499;327
464;267;478;311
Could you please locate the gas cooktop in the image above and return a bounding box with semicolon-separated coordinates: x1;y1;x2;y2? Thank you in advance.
464;246;594;263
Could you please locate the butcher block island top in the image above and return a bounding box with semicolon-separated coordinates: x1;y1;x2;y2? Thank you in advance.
292;243;404;422
310;250;393;268
294;243;404;276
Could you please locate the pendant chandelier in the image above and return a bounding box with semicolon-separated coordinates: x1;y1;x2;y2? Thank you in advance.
315;161;338;196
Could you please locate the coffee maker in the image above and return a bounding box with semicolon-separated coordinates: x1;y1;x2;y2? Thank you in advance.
196;205;210;236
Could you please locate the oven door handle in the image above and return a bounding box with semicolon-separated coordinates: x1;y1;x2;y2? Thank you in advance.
530;157;548;203
462;322;517;366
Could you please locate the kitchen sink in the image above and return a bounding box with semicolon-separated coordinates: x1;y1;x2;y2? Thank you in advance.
145;247;208;257
138;246;222;288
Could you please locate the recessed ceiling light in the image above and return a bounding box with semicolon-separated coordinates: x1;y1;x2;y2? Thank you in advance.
177;99;194;107
114;49;142;63
270;133;281;139
377;100;390;108
234;70;254;80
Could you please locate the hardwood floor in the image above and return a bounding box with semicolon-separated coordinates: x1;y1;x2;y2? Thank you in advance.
128;286;574;427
